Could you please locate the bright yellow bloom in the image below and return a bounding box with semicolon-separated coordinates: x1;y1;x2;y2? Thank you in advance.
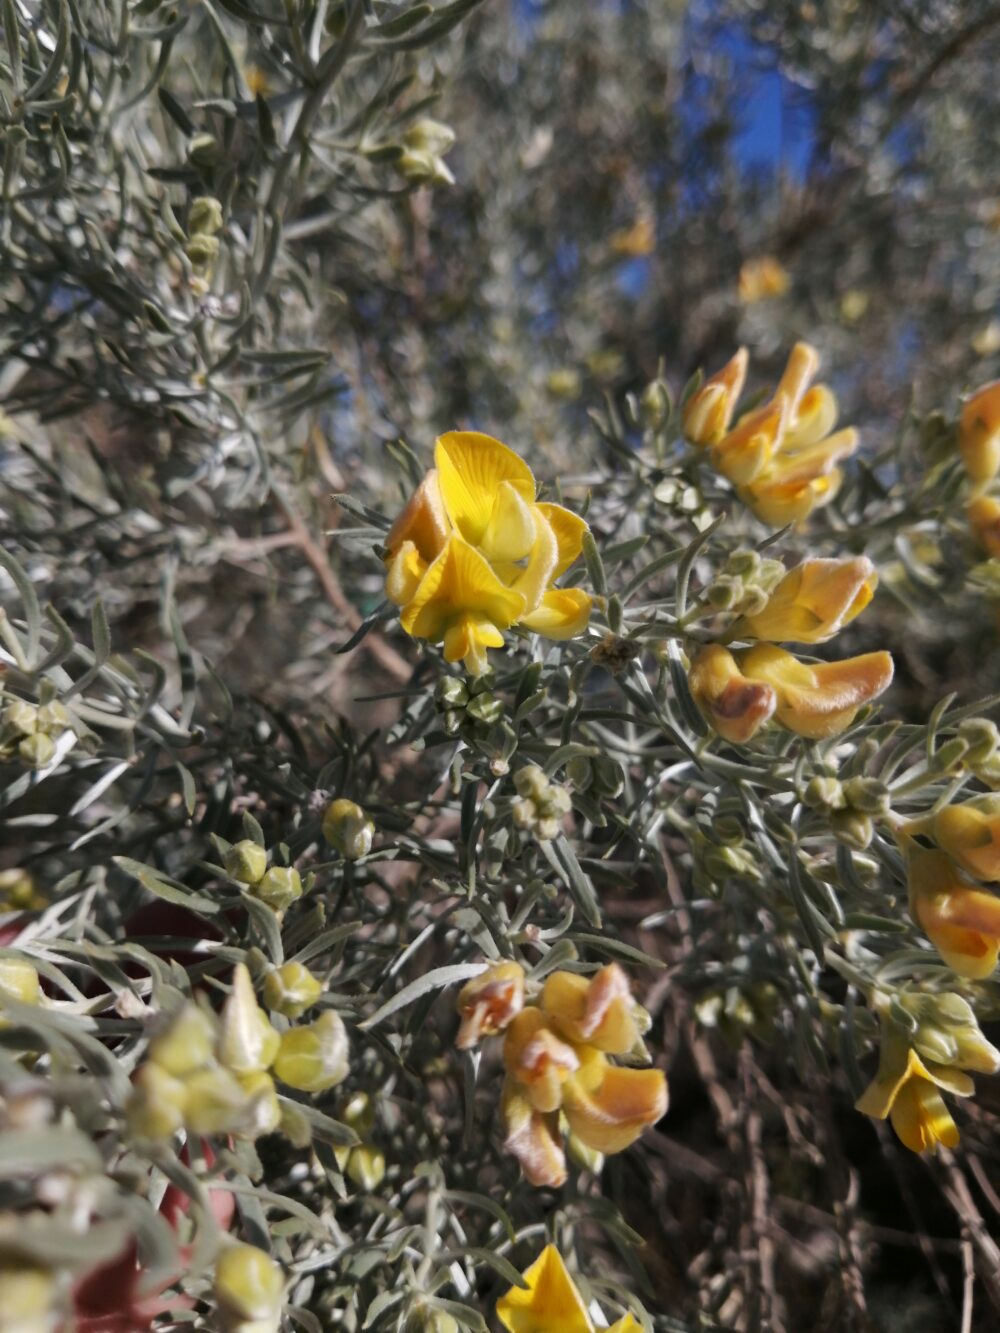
456;961;525;1049
496;1245;593;1333
739;469;842;527
739;645;893;739
968;495;1000;557
907;846;1000;978
711;396;788;486
856;1045;970;1154
738;256;790;303
688;644;776;744
958;379;1000;493
682;348;748;447
385;433;592;674
732;556;877;644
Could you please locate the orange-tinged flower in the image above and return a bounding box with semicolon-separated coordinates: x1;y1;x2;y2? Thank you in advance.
456;961;525;1049
504;1008;580;1112
711;396;788;486
856;1045;970;1154
732;557;877;644
501;1082;568;1188
773;341;820;419
496;1245;593;1333
907;846;1000;978
924;795;1000;882
540;965;640;1054
738;256;790;303
682;348;749;447
738;469;842;527
739;644;893;739
561;1057;668;1154
968;495;1000;557
688;644;776;744
958;380;1000;492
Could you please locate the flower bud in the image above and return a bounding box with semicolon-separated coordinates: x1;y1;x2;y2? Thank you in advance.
185;233;220;267
842;776;891;816
512;798;537;829
456;962;525;1049
189;196;224;236
34;701;69;734
725;549;761;578
125;1062;188;1140
435;677;469;709
263;962;323;1019
682;349;748;446
322;799;375;860
396;148;455;186
0;957;42;1006
536;817;561;841
0;869;45;911
967;495;1000;557
272;1011;350;1093
706;575;743;611
224;840;268;886
188;133;220;167
214;1243;284;1333
2;700;38;737
929;794;1000;882
18;734;55;769
640;379;669;430
218;964;280;1074
514;766;549;801
148;1003;217;1078
236;1071;282;1138
803;776;846;811
249;866;302;913
958;380;1000;492
183;1066;255;1136
958;717;1000;767
346;1144;386;1191
830;810;874;850
402;118;456;157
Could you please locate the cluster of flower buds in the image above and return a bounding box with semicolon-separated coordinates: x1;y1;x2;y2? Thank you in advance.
322;797;375;860
223;839;304;912
694;980;779;1046
900;796;1000;978
0;695;71;770
957;381;1000;558
511;765;572;842
383;431;591;676
184;194;224;272
496;1244;640;1333
333;1092;386;1192
456;961;666;1188
683;342;860;526
803;772;891;851
704;548;786;617
856;992;1000;1153
214;1242;285;1333
689;555;892;744
126;964;349;1141
434;674;505;735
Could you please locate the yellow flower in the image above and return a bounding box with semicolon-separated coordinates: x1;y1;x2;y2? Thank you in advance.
609;214;655;257
455;961;525;1049
504;1008;581;1113
907;846;1000;979
856;1045;970;1154
968;495;1000;557
738;256;790;303
739;645;893;739
738;469;843;528
501;1081;568;1188
540;964;641;1054
385;433;592;673
496;1245;594;1333
711;397;788;486
906;795;1000;883
215;1242;284;1333
732;557;877;644
682;348;749;447
687;644;776;744
958;379;1000;493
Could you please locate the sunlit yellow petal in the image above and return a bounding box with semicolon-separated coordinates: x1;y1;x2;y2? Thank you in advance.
496;1244;593;1333
605;1316;643;1333
541;965;639;1055
932;797;1000;882
519;588;593;640
889;1079;960;1154
385;471;449;564
784;384;838;449
385;541;427;607
711;397;788;486
435;431;536;545
959;380;1000;492
510;505;560;614
562;1064;668;1155
908;847;1000;978
768;427;859;484
535;503;589;577
740;645;893;740
401;537;525;642
740;469;841;527
682;348;749;447
773;341;819;418
733;557;877;645
482;480;538;563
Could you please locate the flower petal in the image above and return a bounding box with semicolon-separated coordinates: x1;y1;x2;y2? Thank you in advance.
400;537;525;642
562;1065;668;1155
535;503;589;577
519;587;593;640
711;397;788;486
740;645;893;740
784;383;839;449
733;557;876;645
435;431;535;545
384;471;449;564
889;1079;960;1154
688;644;776;744
500;1085;569;1193
496;1243;593;1333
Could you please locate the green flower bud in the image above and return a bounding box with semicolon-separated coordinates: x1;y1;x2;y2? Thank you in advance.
404;1304;459;1333
249;866;302;913
435;677;469;709
932;738;969;773
536;817;561;842
188;133;220;168
911;1025;961;1067
842;776;891;816
272;1011;350;1093
263;962;323;1019
465;692;504;726
126;1062;188;1140
0;957;41;1006
185;233;220;267
724;549;761;578
218;964;280;1074
732;585;769;617
214;1243;284;1333
148;1003;217;1078
2;700;38;737
706;576;743;611
18;734;55;769
402;118;455;157
322;799;375;859
189;196;224;236
545;785;572;817
183;1065;254;1136
0;869;45;911
224;840;268;886
803;776;845;811
34;701;69;734
346;1144;386;1191
830;810;874;850
511;797;537;829
756;558;787;593
396;148;455;186
958;717;1000;767
640;379;669;430
513;766;548;801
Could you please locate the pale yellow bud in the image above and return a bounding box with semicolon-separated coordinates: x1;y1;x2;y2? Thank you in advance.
263;962;323;1019
346;1144;386;1191
2;700;38;737
218;964;280;1074
183;1066;253;1136
236;1072;282;1138
126;1062;188;1140
148;1003;217;1078
0;957;42;1006
224;840;268;885
249;866;302;913
272;1011;350;1093
214;1243;284;1333
322;799;375;859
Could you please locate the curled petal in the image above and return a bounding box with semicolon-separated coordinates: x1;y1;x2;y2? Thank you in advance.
504;1009;580;1112
384;471;449;565
784;383;838;449
767;427;859;484
739;469;842;527
385;541;427;607
890;1079;961;1154
733;557;877;645
519;587;593;640
508;505;560;614
682;348;748;447
740;645;893;740
959;380;1000;492
534;502;590;577
773;341;820;418
434;431;536;546
908;847;1000;978
562;1064;668;1155
500;1084;569;1191
930;796;1000;882
711;396;788;486
688;644;776;744
456;962;525;1049
541;965;638;1055
482;480;538;564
